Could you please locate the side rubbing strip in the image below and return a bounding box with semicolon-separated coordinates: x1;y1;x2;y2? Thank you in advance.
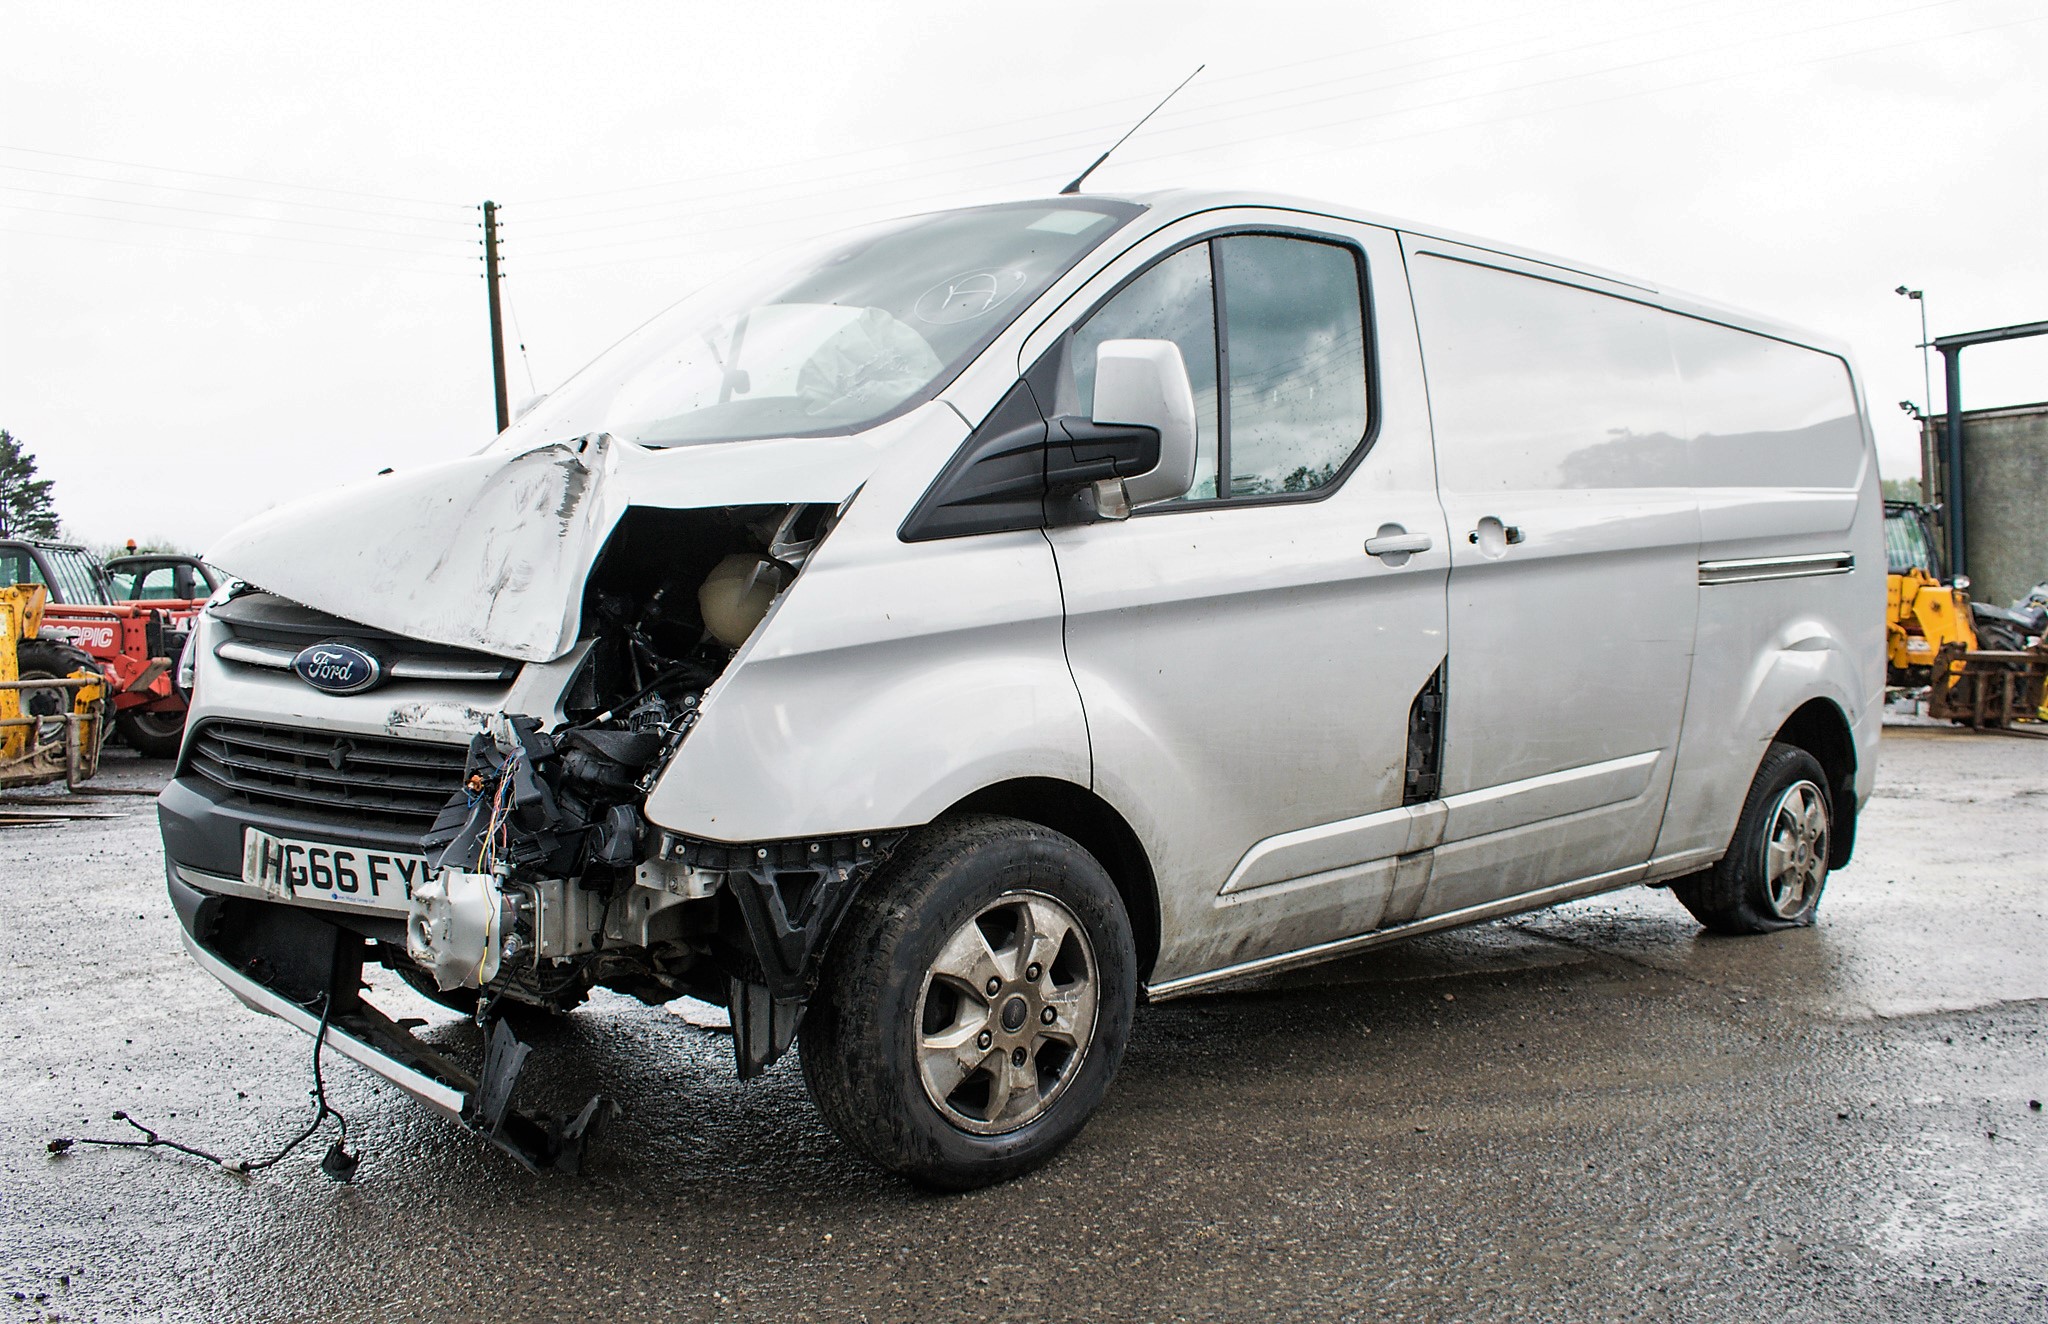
1698;552;1854;585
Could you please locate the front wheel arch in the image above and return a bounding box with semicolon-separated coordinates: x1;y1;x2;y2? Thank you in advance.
945;777;1159;983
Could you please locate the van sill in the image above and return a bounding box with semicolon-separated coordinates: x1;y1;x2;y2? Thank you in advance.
1147;857;1668;1000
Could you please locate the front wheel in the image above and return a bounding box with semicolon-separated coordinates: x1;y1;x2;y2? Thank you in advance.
1673;742;1833;934
799;815;1136;1190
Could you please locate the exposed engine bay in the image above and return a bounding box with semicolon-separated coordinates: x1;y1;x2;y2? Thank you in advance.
378;500;898;1083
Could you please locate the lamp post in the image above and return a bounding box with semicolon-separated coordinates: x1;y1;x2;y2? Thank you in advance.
1896;286;1933;501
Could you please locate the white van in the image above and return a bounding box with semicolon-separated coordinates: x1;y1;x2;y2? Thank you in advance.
160;190;1883;1187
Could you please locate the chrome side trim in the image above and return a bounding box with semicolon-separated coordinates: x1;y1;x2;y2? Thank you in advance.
388;657;520;683
1147;855;1685;1001
1219;802;1442;896
214;639;295;669
1437;750;1659;843
177;926;466;1120
1698;552;1854;585
1220;752;1664;898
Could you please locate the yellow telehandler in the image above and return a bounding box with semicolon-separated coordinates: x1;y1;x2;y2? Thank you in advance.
1;583;107;789
1885;501;2047;727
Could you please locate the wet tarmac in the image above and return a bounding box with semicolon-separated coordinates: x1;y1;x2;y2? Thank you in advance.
3;729;2045;1323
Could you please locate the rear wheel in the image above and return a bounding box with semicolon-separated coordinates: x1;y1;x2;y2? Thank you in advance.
115;707;186;758
800;814;1136;1190
1673;742;1833;934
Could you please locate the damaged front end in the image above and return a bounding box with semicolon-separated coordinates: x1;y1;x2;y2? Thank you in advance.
409;703;900;1081
168;488;900;1171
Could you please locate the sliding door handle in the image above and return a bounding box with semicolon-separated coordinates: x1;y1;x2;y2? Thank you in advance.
1364;528;1433;559
1468;517;1525;550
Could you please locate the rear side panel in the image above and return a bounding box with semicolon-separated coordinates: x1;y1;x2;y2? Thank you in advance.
1651;320;1884;864
1402;239;1701;913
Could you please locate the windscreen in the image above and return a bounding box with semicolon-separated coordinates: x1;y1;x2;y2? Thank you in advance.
503;199;1142;449
1885;507;1941;576
0;545;108;605
41;548;109;605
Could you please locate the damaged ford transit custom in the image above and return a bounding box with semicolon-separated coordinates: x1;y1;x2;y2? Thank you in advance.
159;191;1883;1188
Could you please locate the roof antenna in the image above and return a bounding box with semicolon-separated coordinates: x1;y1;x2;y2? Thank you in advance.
1059;65;1205;196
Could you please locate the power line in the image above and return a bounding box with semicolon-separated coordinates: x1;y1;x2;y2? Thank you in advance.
0;143;469;213
509;0;2031;277
502;281;541;397
0;224;469;276
504;1;1662;215
0;200;481;258
0;183;478;246
1105;0;1982;159
499;0;1822;252
1117;4;2047;181
0;160;478;228
504;0;1733;233
1135;0;1811;138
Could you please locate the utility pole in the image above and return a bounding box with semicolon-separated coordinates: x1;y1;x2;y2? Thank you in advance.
482;200;509;432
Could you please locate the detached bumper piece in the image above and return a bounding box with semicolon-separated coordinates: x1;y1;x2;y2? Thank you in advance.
656;831;903;1078
169;872;612;1174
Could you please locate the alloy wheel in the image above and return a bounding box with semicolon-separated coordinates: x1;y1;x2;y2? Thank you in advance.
1762;779;1829;918
914;890;1099;1135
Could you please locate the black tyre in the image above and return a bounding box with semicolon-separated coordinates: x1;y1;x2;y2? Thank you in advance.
1673;742;1833;935
115;707;187;758
392;962;482;1016
15;639;97;719
800;814;1137;1190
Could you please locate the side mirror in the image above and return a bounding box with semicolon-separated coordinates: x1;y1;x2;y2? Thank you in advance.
1092;339;1198;509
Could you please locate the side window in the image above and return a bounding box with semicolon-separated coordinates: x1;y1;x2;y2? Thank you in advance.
134;566;179;600
0;549;32;589
1215;236;1370;496
1064;243;1222;500
1059;233;1372;506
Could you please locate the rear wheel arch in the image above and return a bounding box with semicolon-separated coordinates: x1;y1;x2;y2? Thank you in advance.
1771;697;1858;868
945;778;1161;982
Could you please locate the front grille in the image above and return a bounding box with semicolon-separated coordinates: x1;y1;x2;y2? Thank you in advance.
184;719;470;834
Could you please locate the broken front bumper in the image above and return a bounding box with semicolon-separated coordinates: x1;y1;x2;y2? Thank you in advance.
167;867;608;1172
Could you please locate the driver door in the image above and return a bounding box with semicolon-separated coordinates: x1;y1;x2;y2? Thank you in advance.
1041;215;1450;983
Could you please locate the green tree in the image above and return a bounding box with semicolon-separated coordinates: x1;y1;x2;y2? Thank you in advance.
0;429;60;539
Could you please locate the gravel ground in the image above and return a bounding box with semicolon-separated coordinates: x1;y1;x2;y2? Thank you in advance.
2;728;2044;1323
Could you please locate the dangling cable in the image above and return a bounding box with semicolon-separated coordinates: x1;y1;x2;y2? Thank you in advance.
48;991;359;1182
237;992;356;1179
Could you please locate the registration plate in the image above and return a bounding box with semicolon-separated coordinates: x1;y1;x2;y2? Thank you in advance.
242;828;431;913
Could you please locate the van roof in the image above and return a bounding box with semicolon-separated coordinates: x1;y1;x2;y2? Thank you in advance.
1072;187;1853;361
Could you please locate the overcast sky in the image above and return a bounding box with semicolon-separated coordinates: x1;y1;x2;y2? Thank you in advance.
3;0;2043;551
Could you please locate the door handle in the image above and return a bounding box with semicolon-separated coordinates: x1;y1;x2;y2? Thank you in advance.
1467;522;1525;545
1364;530;1433;559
